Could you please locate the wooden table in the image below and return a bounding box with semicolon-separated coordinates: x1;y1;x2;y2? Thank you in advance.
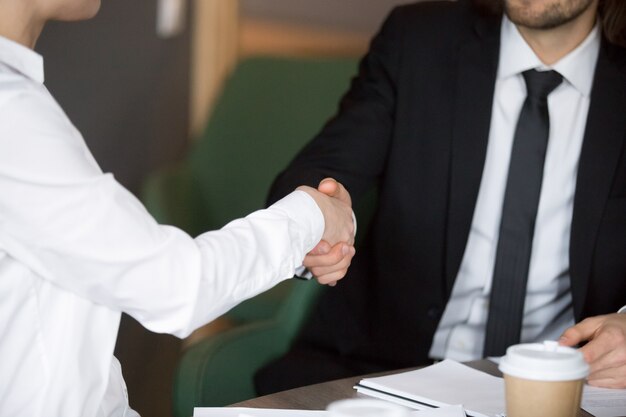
231;360;592;416
232;371;364;410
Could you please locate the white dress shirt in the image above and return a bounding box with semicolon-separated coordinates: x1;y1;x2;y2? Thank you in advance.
429;17;600;361
0;35;324;417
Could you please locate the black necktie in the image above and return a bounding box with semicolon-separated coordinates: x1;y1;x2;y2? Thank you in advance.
483;69;563;357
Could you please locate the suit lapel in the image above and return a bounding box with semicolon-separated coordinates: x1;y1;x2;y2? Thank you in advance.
445;15;501;295
569;41;626;318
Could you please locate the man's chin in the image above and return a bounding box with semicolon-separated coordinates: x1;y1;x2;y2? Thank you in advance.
504;0;595;30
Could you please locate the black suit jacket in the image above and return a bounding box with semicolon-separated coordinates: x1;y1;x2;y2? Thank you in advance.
269;1;626;369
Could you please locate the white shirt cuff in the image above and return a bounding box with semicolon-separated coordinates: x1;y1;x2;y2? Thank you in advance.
295;265;314;280
272;190;325;254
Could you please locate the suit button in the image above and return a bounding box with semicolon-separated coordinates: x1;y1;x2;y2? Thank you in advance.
427;306;441;319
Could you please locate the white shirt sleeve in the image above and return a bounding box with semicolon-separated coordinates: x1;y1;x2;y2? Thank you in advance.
0;89;324;338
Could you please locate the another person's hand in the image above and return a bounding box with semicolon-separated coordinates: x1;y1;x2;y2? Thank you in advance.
298;178;356;286
559;313;626;388
297;178;355;247
304;240;355;286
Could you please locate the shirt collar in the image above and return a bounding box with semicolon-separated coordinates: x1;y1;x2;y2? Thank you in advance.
498;15;600;97
0;35;44;84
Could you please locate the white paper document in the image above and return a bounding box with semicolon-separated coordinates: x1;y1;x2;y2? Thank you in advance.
355;360;505;417
354;359;626;417
193;405;466;417
193;409;325;417
582;385;626;417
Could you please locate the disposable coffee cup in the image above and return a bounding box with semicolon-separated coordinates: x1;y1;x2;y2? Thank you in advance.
499;341;589;417
326;398;409;417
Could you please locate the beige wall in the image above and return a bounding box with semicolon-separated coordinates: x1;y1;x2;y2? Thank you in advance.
239;18;368;58
190;0;239;138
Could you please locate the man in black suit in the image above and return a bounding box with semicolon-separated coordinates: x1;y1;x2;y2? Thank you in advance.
255;0;626;394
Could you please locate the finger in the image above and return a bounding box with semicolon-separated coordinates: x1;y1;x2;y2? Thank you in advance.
559;316;606;346
585;343;618;376
587;362;626;389
307;240;332;256
580;337;611;364
318;178;352;206
317;178;339;196
588;354;626;381
587;378;626;389
303;244;352;269
308;251;354;278
315;268;349;286
580;322;626;365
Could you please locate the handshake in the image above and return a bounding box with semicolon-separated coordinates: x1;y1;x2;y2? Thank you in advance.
297;178;357;287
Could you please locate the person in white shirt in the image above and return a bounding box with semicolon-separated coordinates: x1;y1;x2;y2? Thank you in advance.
0;0;357;416
254;0;626;396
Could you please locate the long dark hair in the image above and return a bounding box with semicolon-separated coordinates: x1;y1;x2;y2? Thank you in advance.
472;0;626;47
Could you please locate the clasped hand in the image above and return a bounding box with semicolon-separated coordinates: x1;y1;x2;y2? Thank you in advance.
297;178;356;286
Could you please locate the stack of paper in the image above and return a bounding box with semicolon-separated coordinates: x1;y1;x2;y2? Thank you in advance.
354;359;626;417
193;405;466;417
354;360;505;417
193;409;325;417
582;385;626;417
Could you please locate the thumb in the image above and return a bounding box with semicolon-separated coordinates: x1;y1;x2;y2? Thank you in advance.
318;178;352;206
559;316;604;346
317;178;339;196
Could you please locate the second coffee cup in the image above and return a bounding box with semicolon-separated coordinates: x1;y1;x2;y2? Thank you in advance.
499;341;589;417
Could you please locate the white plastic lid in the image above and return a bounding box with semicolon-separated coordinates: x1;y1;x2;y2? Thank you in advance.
327;399;409;417
499;341;589;381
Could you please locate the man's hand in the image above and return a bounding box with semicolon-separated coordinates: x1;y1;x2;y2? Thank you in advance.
298;178;356;286
559;313;626;388
303;240;355;286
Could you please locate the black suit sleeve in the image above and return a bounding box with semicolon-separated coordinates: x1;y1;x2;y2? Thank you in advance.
268;7;405;205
